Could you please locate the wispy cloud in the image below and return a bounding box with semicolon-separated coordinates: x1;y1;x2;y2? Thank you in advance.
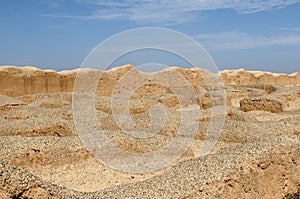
47;0;300;24
194;30;300;50
276;27;300;33
39;0;65;8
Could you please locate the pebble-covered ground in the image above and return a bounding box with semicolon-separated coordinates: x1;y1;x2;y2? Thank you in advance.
0;79;300;198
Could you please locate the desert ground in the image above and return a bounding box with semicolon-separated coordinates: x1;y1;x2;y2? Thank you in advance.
0;65;299;199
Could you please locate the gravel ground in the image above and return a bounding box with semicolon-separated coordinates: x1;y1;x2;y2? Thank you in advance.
0;85;299;198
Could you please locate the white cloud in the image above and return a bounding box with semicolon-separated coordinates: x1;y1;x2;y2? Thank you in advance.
194;30;300;49
277;27;300;33
50;0;300;24
40;0;65;8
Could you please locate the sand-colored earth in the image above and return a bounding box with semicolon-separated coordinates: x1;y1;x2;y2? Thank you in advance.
0;65;299;199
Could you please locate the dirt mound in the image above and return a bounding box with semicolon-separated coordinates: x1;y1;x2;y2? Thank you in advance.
240;97;284;113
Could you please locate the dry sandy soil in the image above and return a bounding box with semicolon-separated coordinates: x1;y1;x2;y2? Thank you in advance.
0;65;299;199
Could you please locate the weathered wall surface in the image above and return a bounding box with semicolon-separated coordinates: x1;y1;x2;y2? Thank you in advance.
219;69;300;86
0;66;299;97
0;66;76;97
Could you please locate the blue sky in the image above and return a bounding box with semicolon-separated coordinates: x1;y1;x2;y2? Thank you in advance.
0;0;300;73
